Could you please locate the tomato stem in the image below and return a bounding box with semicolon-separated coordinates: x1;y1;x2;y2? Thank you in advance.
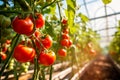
16;0;32;11
49;65;53;80
0;34;20;78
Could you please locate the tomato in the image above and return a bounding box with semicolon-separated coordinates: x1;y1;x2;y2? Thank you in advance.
5;40;11;44
2;47;7;53
60;39;69;47
13;44;36;63
12;16;34;35
0;52;7;60
35;13;45;28
41;35;52;49
34;30;41;38
62;28;69;34
89;49;96;56
67;40;72;48
0;15;11;28
62;19;67;25
58;49;67;57
30;13;45;28
38;51;56;66
62;33;69;39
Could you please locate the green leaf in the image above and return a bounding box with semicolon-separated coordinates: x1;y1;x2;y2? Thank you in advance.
66;0;76;34
102;0;112;5
79;13;89;23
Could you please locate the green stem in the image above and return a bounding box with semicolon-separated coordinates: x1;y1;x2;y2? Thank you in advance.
13;61;19;80
0;34;20;78
49;65;53;80
16;0;32;11
41;67;45;80
31;40;40;80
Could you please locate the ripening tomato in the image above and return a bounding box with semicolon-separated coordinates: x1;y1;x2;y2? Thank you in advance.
0;52;7;60
62;33;69;39
38;51;56;66
60;39;69;47
12;16;34;35
13;44;35;63
30;13;45;28
35;13;45;28
41;35;52;49
62;19;67;25
89;49;96;56
34;30;41;38
58;49;67;57
67;40;72;48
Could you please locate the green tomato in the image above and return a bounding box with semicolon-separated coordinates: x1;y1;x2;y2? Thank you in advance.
0;15;11;28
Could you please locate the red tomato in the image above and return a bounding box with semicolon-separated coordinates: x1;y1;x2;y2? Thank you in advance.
41;35;52;49
89;49;96;56
58;49;67;57
60;39;69;47
12;16;34;35
6;40;11;44
2;46;7;53
62;28;69;34
0;52;7;60
35;13;45;28
67;40;72;48
62;33;69;39
38;51;56;66
34;30;41;38
13;44;36;63
62;19;67;25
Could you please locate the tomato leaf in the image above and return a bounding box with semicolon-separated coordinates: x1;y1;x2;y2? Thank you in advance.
66;0;76;34
79;13;89;23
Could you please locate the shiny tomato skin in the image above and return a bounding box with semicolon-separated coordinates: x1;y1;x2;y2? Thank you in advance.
35;13;45;28
58;49;67;57
60;39;69;47
12;16;34;35
13;44;35;63
38;51;56;66
41;35;52;49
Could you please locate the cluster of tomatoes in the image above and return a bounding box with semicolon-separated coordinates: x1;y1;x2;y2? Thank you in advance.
11;13;56;66
57;19;72;57
0;40;11;61
84;42;97;56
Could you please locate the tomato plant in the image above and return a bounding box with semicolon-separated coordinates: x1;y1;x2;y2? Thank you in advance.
38;51;56;66
13;44;36;63
12;16;34;35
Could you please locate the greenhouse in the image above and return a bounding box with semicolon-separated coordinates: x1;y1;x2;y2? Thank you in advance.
0;0;120;80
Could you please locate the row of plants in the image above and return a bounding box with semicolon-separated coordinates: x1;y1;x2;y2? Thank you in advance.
109;21;120;64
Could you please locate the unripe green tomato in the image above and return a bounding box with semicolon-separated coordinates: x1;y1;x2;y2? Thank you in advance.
0;15;11;28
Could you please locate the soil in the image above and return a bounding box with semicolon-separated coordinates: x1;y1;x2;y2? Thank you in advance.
79;54;120;80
